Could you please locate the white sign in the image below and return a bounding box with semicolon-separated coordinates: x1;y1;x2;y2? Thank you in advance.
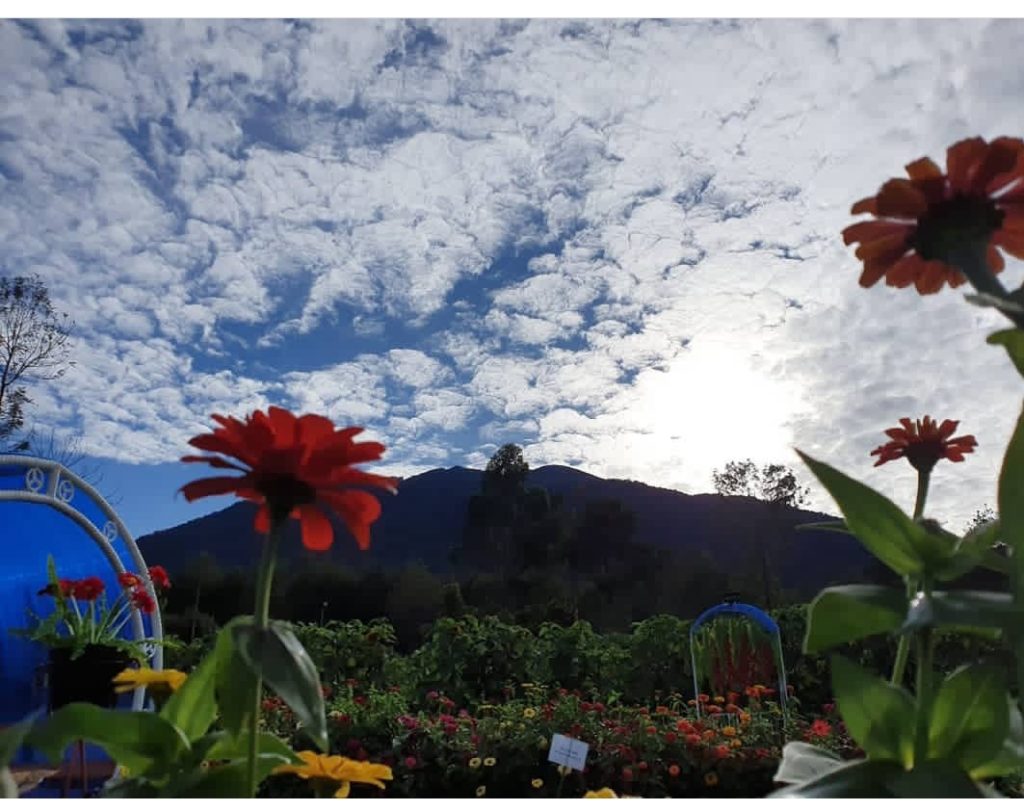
547;733;589;772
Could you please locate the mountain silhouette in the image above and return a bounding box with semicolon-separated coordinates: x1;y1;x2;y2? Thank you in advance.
139;464;872;594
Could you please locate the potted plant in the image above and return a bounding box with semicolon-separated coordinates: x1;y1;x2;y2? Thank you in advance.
13;556;171;711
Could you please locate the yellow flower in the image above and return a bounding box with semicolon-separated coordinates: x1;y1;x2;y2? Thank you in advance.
730;738;743;749
584;788;618;798
531;778;544;789
483;757;496;767
713;696;725;704
112;668;187;697
537;736;549;750
721;726;737;738
469;757;482;769
704;772;719;788
739;712;751;724
476;785;486;797
523;708;537;719
273;751;393;798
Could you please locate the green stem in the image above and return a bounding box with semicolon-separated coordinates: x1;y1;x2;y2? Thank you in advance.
954;243;1024;331
912;623;935;767
246;519;282;798
891;470;931;686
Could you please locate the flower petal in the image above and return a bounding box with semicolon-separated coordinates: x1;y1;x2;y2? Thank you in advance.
297;505;335;552
874;179;929;218
180;476;244;502
946;137;988;193
320;490;382;551
905;156;942;181
842;220;912;246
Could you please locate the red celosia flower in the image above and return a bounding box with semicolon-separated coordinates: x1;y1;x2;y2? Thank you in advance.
129;587;156;614
843;136;1024;293
180;407;398;551
72;577;105;601
809;719;832;739
871;416;977;472
117;572;142;589
148;565;171;591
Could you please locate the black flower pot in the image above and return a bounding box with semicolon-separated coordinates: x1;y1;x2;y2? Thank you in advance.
47;645;134;711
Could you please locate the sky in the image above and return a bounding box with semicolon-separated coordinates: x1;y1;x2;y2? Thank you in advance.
2;17;1023;538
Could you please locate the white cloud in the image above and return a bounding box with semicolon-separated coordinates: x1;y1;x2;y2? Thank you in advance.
3;19;1023;532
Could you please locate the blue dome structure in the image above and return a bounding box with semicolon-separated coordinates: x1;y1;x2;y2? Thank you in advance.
0;456;163;728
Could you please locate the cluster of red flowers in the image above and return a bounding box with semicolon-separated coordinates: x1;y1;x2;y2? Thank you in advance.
40;565;170;617
116;565;172;615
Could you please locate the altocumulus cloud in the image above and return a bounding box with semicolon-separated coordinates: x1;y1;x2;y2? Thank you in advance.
1;18;1022;528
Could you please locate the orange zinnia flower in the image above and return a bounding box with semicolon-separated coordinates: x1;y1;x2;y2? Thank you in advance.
181;407;397;551
843;136;1024;294
870;416;977;472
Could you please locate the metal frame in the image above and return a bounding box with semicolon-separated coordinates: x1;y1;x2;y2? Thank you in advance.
0;455;163;712
688;599;789;720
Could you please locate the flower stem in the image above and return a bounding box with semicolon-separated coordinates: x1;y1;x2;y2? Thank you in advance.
891;469;931;686
912;591;935;768
955;242;1024;331
246;519;282;798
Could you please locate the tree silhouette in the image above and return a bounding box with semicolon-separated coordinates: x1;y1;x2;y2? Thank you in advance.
712;459;809;610
0;275;74;452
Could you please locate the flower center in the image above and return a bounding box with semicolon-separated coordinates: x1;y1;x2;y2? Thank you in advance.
903;440;945;473
913;195;1004;263
260;475;317;519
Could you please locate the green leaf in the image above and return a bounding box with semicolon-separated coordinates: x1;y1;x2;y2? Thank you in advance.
804;585;905;653
27;704;189;775
160;639;223;741
773;741;843;785
213;617;257;740
0;711;39;768
796;452;931;576
771;759;901;797
831;655;915;766
234;620;327;750
169;754;292;798
969;698;1024;779
999;407;1024;594
987;328;1024;377
911;589;1024;636
201;731;300;765
884;760;986;798
928;664;1008;774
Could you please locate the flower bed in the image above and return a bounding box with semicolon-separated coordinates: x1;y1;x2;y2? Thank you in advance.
260;681;853;798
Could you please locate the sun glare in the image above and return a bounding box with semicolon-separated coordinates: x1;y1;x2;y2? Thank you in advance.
632;344;803;478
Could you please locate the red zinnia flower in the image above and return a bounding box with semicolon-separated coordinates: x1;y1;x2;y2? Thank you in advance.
843;136;1024;294
809;719;832;739
180;407;398;551
72;577;105;601
712;745;730;760
871;416;977;472
667;764;681;778
664;731;677;744
148;565;171;591
685;733;702;747
129;586;156;614
117;572;142;589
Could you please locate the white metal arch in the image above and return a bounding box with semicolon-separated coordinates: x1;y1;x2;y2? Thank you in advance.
0;455;164;712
